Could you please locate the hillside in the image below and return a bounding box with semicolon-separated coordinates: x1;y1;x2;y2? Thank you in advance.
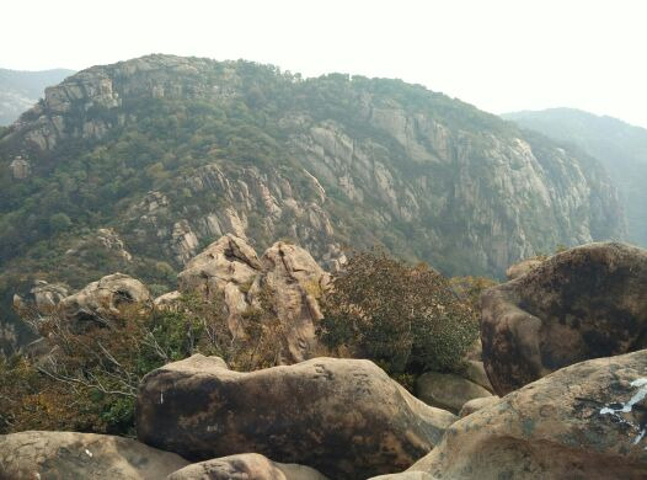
503;108;647;246
0;55;625;349
0;68;74;126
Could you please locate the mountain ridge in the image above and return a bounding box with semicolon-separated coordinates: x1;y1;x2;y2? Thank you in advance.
0;54;626;350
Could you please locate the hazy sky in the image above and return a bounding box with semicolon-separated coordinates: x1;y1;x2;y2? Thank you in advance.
3;0;646;127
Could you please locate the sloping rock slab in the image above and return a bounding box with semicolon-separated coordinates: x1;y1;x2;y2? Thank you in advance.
137;355;456;479
0;430;188;480
405;349;647;479
166;453;328;480
415;371;492;414
482;242;647;395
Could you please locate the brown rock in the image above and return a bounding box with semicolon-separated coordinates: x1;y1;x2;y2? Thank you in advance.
136;355;456;480
177;235;329;362
249;241;330;362
482;242;647;396
415;372;492;414
458;396;499;418
0;430;188;480
505;258;544;280
166;453;328;480
406;349;647;479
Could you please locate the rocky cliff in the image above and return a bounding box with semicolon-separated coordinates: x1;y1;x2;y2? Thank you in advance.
504;108;647;248
0;68;74;126
0;55;625;351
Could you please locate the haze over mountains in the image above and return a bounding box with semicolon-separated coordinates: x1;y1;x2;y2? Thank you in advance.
0;68;74;126
503;108;647;247
0;54;630;348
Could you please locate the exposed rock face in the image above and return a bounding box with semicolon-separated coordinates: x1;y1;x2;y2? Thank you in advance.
13;280;69;313
482;242;647;396
415;372;492;414
505;258;543;280
403;349;647;480
9;155;30;179
59;273;153;330
136;354;457;480
0;430;188;480
166;453;328;480
178;235;329;362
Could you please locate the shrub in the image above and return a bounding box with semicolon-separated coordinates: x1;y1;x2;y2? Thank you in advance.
318;249;479;375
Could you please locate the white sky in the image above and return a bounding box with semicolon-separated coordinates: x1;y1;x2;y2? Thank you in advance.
2;0;646;127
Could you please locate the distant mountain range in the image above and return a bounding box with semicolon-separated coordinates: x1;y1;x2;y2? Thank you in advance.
0;68;74;125
0;55;626;350
503;108;647;247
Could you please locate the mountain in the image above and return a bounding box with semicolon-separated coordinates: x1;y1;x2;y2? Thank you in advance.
0;68;75;126
0;55;625;350
503;108;647;247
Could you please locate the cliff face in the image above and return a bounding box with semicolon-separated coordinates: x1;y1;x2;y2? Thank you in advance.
0;55;626;350
0;68;74;126
503;108;647;248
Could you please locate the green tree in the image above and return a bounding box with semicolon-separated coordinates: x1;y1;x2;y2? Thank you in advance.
319;249;479;375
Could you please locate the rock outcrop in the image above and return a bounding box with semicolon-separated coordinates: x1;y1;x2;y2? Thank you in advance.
0;430;188;480
399;349;647;479
136;354;456;480
166;453;328;480
482;242;647;396
415;372;492;414
59;273;153;331
177;235;329;362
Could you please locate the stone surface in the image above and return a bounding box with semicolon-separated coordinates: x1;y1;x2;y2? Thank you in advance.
178;235;329;362
505;258;544;280
415;372;492;414
482;242;647;396
166;453;328;480
458;396;500;418
0;430;188;480
462;360;494;392
59;273;153;330
405;349;647;479
136;354;456;480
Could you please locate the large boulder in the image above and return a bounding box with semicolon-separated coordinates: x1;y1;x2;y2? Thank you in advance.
59;273;153;330
482;242;647;396
0;430;188;479
177;235;329;362
505;258;544;280
136;355;456;479
166;453;328;480
402;349;647;479
415;372;492;414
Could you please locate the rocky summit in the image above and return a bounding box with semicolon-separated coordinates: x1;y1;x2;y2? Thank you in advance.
0;54;626;351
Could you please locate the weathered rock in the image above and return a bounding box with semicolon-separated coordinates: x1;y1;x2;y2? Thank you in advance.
405;349;647;479
415;372;492;414
136;355;457;480
166;453;328;480
482;242;647;396
505;258;544;280
13;280;69;315
59;273;153;330
0;430;188;480
458;396;499;418
249;241;330;361
462;360;494;392
177;235;329;362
